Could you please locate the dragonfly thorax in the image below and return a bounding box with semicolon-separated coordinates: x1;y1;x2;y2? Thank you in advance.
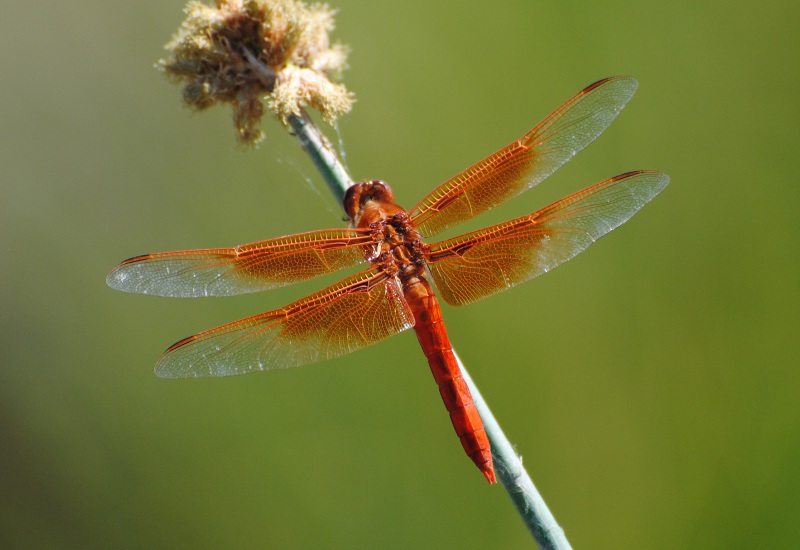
367;211;426;275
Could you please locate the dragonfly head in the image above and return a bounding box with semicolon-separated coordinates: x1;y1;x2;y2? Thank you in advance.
344;180;397;225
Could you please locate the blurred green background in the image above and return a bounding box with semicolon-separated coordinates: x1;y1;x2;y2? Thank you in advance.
2;0;798;548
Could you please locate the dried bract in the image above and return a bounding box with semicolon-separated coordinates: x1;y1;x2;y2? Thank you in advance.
158;0;354;145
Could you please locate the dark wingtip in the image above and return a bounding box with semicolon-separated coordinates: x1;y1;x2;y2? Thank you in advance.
163;334;197;354
107;254;155;291
583;74;637;92
120;253;153;266
154;336;198;379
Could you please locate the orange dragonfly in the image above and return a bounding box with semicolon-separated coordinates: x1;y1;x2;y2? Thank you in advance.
107;76;668;484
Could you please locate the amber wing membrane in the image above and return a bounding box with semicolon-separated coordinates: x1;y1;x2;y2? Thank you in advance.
425;171;669;306
409;76;639;237
155;268;414;378
106;229;375;297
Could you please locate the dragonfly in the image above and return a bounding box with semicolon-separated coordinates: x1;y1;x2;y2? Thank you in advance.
107;76;668;484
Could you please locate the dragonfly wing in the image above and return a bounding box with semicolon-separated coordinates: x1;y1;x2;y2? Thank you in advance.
426;171;669;306
106;228;375;297
409;76;639;237
155;268;414;378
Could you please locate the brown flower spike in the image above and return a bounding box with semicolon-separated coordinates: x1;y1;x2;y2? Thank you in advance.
158;0;354;145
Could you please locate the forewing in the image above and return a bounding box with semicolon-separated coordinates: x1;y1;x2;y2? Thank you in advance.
426;171;669;306
155;268;414;378
106;228;374;297
409;76;639;237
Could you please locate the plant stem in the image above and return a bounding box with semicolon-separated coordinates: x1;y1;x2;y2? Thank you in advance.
287;111;352;203
285;111;572;550
457;353;572;549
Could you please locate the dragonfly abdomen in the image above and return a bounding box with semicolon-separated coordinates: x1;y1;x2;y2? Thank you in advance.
402;275;495;484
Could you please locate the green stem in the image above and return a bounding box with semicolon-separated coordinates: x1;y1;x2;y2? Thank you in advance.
286;111;571;550
457;353;572;549
287;112;352;203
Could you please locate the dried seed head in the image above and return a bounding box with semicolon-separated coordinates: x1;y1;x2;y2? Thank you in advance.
158;0;354;145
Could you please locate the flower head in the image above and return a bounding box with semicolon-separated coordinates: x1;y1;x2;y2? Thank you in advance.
158;0;354;145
